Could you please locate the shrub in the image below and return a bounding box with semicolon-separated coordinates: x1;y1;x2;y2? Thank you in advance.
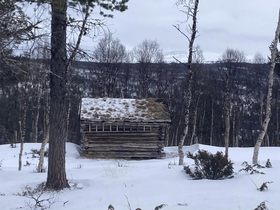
254;201;269;210
239;161;265;174
265;159;272;168
15;183;59;209
184;150;234;180
258;181;273;191
30;149;49;158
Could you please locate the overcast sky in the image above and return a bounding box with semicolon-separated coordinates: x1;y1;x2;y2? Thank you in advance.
85;0;279;62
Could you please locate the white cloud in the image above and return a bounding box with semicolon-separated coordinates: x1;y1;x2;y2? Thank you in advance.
102;0;279;62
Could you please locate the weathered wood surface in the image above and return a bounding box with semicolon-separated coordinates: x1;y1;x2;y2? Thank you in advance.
80;97;171;159
83;151;164;159
80;121;169;159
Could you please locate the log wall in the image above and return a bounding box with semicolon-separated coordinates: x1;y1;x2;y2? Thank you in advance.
80;121;169;159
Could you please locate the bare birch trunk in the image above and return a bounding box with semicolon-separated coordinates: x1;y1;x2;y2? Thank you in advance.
210;98;214;145
170;132;175;146
252;9;280;164
18;121;23;171
259;93;264;125
174;122;180;146
37;132;49;173
37;94;50;173
232;108;236;147
18;97;27;171
190;95;200;145
199;104;205;143
174;105;184;146
265;134;270;146
234;109;239;147
175;0;199;165
34;87;42;143
224;69;230;157
12;131;17;148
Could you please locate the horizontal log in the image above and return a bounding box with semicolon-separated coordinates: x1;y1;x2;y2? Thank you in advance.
81;120;171;124
84;141;159;147
82;146;159;152
84;132;159;136
85;142;157;147
82;148;159;153
84;138;159;143
85;137;159;141
82;151;160;158
81;139;161;143
84;135;158;138
82;135;164;140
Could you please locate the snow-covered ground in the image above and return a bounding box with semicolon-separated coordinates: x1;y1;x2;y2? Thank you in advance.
0;143;279;210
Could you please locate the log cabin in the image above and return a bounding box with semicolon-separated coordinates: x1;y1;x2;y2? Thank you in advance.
80;98;171;159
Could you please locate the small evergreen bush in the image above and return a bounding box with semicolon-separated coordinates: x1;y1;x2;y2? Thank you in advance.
184;150;234;180
265;159;272;168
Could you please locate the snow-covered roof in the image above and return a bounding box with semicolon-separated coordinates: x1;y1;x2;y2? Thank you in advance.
80;98;170;122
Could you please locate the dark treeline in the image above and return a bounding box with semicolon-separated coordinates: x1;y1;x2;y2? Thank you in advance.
1;59;280;148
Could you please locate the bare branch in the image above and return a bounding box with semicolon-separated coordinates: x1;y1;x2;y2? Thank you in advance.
172;56;188;67
172;24;191;42
66;3;90;70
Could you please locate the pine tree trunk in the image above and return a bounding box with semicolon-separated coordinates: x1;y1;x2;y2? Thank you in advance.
277;101;279;145
252;9;280;164
67;101;71;133
46;0;69;190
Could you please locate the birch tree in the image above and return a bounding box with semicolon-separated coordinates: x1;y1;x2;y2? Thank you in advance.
133;39;164;98
252;9;280;164
173;0;199;165
218;48;246;157
93;33;127;97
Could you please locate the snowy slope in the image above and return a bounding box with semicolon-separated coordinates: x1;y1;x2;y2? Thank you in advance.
0;143;279;210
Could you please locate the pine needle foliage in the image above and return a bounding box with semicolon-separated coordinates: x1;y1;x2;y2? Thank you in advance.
184;150;234;180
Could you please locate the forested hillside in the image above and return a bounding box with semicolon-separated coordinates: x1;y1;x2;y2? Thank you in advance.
1;59;279;147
